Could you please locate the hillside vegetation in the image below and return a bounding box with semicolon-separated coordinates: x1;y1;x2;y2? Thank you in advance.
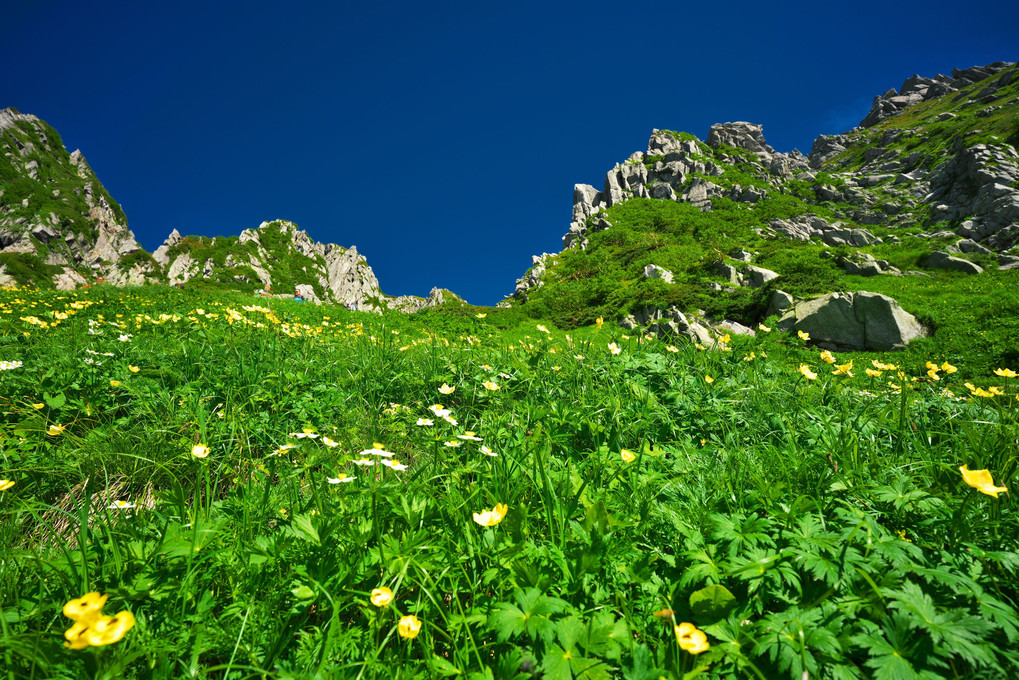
0;284;1016;679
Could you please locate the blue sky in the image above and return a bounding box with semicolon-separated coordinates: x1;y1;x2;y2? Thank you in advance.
3;0;1016;304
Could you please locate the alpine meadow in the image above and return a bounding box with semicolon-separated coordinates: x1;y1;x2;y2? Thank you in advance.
1;60;1018;680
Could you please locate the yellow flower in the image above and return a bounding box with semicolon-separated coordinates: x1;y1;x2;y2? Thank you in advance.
398;614;422;639
31;403;44;409
941;361;957;374
64;620;91;649
595;317;603;329
473;503;508;527
607;342;621;355
666;345;679;353
819;350;835;364
475;313;487;319
370;586;393;607
704;375;714;384
758;323;771;332
620;449;636;463
0;479;14;491
536;324;550;334
438;383;455;395
482;380;500;391
832;361;854;377
128;365;140;373
927;368;940;381
959;465;1008;498
191;444;210;459
84;611;135;646
718;333;731;345
47;424;66;436
797;330;810;341
865;368;883;377
63;592;108;623
674;622;710;654
798;364;817;380
993;368;1017;378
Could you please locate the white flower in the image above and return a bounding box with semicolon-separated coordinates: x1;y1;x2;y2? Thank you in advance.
191;444;210;458
322;436;339;447
327;474;355;484
480;446;496;457
444;440;462;448
352;458;376;467
118;334;133;342
0;361;23;371
608;343;621;355
457;431;483;441
109;500;136;510
380;459;409;471
290;429;319;439
416;418;434;426
427;404;451;418
443;415;459;426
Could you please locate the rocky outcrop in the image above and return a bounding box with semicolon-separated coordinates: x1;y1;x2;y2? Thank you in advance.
859;62;1014;128
157;220;387;309
707;122;775;156
152;229;182;268
777;291;926;351
387;287;466;313
515;253;555;298
928;143;1019;238
0;107;158;288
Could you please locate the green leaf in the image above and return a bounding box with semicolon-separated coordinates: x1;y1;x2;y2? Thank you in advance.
289;513;320;545
429;654;462;677
43;391;65;409
689;584;736;624
291;584;315;600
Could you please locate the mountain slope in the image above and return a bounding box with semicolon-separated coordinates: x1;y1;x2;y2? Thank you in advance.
0;107;158;287
511;62;1018;333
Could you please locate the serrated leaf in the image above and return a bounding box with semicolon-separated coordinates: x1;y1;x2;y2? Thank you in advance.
290;513;320;545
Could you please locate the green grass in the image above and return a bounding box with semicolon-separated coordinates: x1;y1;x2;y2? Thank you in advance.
0;284;1017;679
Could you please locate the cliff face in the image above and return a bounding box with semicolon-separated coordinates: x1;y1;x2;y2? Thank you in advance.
0;108;158;288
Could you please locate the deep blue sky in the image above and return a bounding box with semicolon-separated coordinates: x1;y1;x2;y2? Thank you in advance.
3;1;1016;304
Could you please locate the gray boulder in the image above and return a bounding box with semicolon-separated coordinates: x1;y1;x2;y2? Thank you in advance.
715;262;740;285
745;266;779;288
926;251;984;274
779;291;926;351
643;264;674;283
766;290;794;317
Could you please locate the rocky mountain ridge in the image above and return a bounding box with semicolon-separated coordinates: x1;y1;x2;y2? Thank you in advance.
0;108;458;311
511;60;1018;350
